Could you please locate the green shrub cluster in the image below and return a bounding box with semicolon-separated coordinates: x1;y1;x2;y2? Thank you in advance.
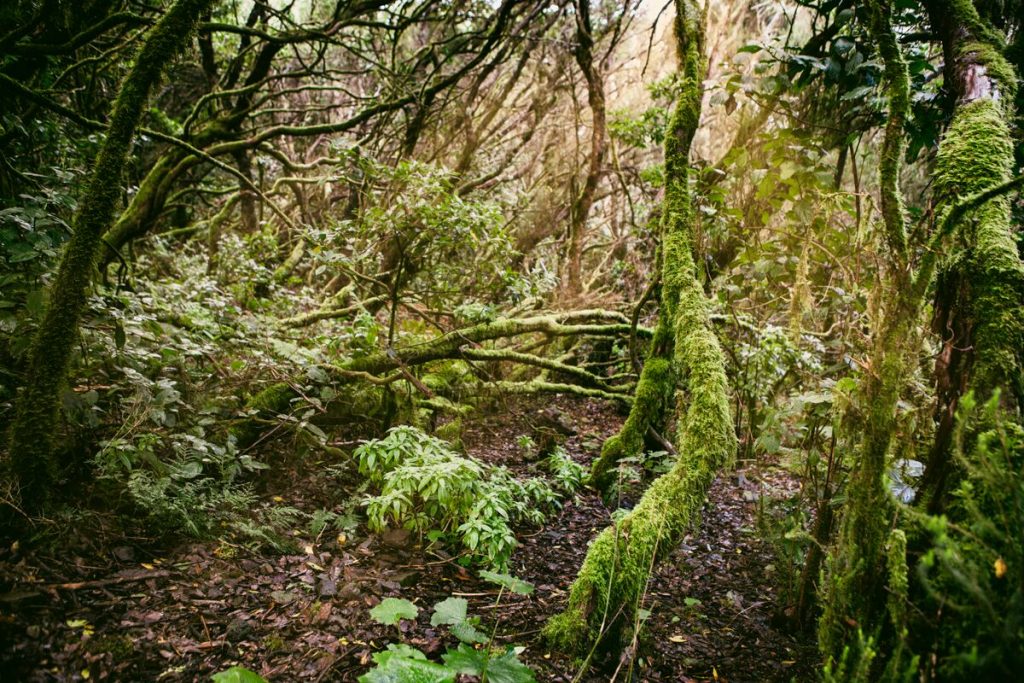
356;426;583;568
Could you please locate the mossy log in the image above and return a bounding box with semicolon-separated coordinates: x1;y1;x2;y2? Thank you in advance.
544;0;737;655
4;0;215;512
230;310;644;447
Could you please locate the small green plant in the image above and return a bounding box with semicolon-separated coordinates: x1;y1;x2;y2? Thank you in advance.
370;597;420;627
210;666;268;683
355;426;578;568
361;573;537;683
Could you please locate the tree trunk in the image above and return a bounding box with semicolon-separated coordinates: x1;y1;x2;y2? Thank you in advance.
919;0;1024;511
817;0;916;667
563;0;606;298
544;0;737;656
5;0;215;512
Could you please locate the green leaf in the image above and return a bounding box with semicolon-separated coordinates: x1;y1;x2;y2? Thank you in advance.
440;644;488;676
211;666;268;683
371;643;427;666
482;649;536;683
369;597;419;626
479;571;534;595
441;645;535;683
359;651;454;683
430;597;468;627
449;620;488;644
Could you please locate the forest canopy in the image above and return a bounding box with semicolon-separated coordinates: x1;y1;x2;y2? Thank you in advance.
0;0;1022;680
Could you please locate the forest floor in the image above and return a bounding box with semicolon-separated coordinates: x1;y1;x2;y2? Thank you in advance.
0;396;817;682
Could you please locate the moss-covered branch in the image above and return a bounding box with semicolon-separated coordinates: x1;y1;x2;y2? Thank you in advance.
545;0;736;656
4;0;216;511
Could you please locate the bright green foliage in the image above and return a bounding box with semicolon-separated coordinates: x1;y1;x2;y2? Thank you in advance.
359;644;455;683
441;644;535;683
916;394;1024;678
479;570;535;595
362;593;536;683
430;597;468;626
355;426;580;568
370;598;420;627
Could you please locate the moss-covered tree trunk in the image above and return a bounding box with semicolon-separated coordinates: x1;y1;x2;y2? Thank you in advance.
819;0;1024;670
545;0;737;655
817;0;916;666
5;0;215;511
919;0;1024;511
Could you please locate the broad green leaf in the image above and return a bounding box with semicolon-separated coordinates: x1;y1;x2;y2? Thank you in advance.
369;597;419;626
211;666;268;683
430;597;468;627
449;620;488;644
478;571;534;595
440;644;488;676
481;649;536;683
371;643;427;666
358;653;454;683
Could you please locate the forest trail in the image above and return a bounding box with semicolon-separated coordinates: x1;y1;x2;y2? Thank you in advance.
1;397;815;682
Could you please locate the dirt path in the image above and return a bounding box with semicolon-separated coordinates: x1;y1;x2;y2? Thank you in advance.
0;397;815;681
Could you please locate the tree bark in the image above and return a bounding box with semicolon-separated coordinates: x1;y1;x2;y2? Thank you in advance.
563;0;607;298
919;0;1024;511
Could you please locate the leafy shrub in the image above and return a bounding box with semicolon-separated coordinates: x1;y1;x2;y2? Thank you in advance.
915;394;1024;679
361;573;537;683
355;426;578;568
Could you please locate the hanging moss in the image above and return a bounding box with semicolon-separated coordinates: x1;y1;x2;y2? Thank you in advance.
4;0;216;511
817;0;919;667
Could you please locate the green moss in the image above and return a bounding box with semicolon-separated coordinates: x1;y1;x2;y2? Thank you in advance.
933;99;1024;404
545;0;736;655
866;0;910;262
230;382;296;448
589;355;673;492
434;417;463;446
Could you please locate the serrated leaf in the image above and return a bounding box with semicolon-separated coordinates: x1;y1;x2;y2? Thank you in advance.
482;649;536;683
358;652;454;683
450;620;488;644
440;643;488;676
369;597;419;626
430;597;468;626
478;570;533;595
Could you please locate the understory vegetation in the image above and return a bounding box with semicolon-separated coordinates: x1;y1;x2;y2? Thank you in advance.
1;0;1022;681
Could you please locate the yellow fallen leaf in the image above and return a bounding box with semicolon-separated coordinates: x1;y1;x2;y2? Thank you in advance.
713;666;719;681
273;496;285;503
337;533;348;547
141;563;155;570
81;669;90;680
668;635;687;643
303;543;315;555
995;557;1008;579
